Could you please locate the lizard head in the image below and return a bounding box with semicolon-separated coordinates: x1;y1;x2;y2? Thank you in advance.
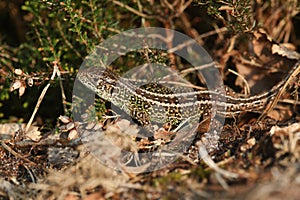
77;67;119;100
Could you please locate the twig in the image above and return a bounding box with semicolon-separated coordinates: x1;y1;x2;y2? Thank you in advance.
198;141;239;179
57;21;82;58
136;0;146;27
179;7;204;44
228;69;250;96
279;99;300;106
1;141;38;166
25;63;59;133
168;27;228;53
13;137;82;148
23;164;36;183
258;60;300;121
180;62;217;77
57;68;67;114
178;0;193;15
112;0;158;20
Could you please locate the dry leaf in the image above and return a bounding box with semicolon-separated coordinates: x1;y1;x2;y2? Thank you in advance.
240;137;256;152
272;44;300;60
115;119;139;136
269;123;300;159
68;129;78;140
10;80;22;92
14;68;23;75
25;125;42;141
66;122;75;131
59;115;71;124
18;86;26;97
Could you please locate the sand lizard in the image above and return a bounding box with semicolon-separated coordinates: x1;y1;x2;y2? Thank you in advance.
77;61;300;128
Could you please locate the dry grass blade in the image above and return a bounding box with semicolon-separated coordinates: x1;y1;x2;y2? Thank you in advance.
258;60;300;121
25;64;60;133
1;141;37;167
